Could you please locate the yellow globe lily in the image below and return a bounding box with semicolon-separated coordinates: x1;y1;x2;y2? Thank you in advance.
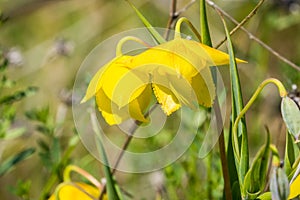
82;37;245;125
48;182;103;200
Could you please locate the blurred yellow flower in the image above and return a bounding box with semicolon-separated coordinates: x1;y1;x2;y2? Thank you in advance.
82;38;245;125
289;174;300;199
48;182;104;200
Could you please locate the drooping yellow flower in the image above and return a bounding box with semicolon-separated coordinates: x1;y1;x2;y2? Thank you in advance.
131;38;245;115
48;182;105;200
82;37;245;125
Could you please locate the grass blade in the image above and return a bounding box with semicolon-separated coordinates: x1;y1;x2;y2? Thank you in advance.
125;0;166;44
200;2;233;199
220;16;249;189
90;111;121;200
0;148;35;176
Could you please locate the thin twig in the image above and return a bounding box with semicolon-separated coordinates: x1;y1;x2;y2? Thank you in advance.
164;0;178;39
206;0;300;72
214;0;265;48
175;0;196;16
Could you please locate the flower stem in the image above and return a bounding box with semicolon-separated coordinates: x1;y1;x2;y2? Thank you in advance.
63;165;102;189
233;78;287;162
116;36;151;57
174;17;202;42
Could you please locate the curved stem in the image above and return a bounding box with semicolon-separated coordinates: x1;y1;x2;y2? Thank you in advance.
232;78;287;162
63;165;102;189
174;17;202;42
116;36;152;57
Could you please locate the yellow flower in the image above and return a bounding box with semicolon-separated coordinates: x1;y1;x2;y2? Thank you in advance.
82;38;245;125
81;55;152;125
289;174;300;199
48;182;104;200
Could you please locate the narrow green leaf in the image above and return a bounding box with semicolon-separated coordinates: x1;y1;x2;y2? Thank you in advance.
96;137;121;200
0;86;38;104
200;0;212;46
243;130;270;198
91;111;120;200
221;17;249;186
281;96;300;141
200;4;237;199
270;167;290;200
0;148;35;176
284;132;295;176
125;0;166;44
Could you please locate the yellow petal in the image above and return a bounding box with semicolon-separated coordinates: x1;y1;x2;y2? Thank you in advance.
129;84;152;122
191;67;216;107
81;56;120;103
200;43;246;66
101;61;148;108
95;88;114;113
48;182;102;200
101;110;125;125
152;84;180;116
289;174;300;199
133;42;199;80
98;85;152;125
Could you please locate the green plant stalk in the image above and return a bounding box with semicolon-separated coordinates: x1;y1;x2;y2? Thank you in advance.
200;2;232;199
232;78;288;154
218;13;249;197
200;0;212;46
230;78;287;191
90;110;121;200
174;17;202;41
39;173;58;200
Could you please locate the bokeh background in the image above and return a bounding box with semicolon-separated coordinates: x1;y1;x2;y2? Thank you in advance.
0;0;299;199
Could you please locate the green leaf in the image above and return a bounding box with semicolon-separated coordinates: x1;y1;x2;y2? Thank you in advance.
281;96;300;141
257;192;272;200
0;86;38;104
200;4;239;199
91;111;121;200
243;130;270;199
25;107;50;124
125;0;166;44
200;0;212;46
0;148;35;176
270;167;290;200
221;16;249;189
284;132;295;176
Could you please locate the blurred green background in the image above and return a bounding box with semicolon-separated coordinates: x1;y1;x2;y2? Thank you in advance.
0;0;299;199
